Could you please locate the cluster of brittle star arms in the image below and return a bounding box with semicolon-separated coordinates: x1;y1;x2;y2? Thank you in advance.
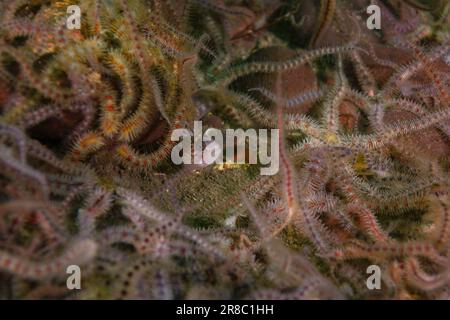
0;0;449;299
